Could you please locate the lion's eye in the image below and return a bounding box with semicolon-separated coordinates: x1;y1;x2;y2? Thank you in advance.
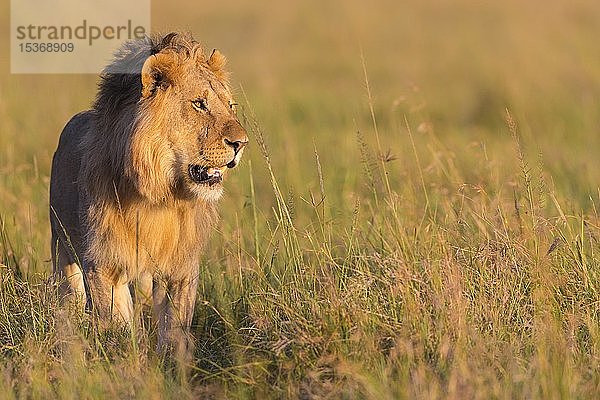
229;101;238;112
191;98;209;112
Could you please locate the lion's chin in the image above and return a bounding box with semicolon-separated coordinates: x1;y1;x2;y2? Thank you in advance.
186;165;226;202
189;183;224;203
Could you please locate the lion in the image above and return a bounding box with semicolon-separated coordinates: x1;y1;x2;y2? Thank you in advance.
49;32;248;359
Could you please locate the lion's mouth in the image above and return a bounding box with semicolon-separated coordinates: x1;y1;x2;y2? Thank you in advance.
188;165;223;186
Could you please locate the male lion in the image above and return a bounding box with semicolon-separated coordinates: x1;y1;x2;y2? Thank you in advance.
49;32;248;358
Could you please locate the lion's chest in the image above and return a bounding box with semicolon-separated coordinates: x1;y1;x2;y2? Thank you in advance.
88;203;212;279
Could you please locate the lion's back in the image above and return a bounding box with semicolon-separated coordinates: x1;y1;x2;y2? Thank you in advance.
49;111;92;262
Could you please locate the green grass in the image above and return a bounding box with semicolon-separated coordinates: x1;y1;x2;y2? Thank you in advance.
1;0;600;398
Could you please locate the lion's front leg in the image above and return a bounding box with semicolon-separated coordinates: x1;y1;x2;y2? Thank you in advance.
153;272;199;362
85;265;134;328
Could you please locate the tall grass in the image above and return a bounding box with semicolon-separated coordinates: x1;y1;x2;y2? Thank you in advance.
1;0;600;398
2;94;599;398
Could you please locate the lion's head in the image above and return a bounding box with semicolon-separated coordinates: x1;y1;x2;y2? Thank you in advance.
91;32;248;204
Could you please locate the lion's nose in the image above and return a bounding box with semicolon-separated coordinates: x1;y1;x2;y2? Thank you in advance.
224;138;248;154
222;120;249;154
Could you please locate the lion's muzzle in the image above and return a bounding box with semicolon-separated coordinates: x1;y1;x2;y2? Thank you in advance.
188;120;247;186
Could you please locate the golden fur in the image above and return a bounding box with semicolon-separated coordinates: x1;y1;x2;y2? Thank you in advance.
49;32;248;358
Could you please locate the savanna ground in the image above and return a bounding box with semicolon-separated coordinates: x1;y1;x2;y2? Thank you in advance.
1;0;600;398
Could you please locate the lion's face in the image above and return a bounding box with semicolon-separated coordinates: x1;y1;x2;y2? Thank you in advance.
136;49;248;203
166;58;248;202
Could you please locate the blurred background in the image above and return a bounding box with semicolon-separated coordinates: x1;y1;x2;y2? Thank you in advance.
1;0;599;271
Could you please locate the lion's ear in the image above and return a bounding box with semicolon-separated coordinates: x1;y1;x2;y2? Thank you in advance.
207;49;227;79
141;53;176;98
